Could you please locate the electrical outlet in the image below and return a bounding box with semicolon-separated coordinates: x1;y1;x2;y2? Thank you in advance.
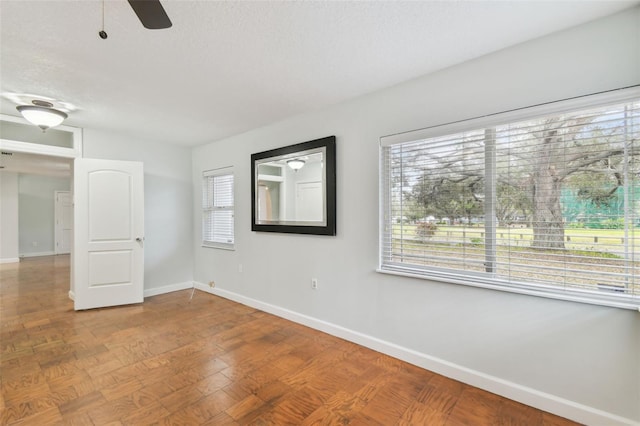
311;278;318;290
209;280;215;288
238;264;243;273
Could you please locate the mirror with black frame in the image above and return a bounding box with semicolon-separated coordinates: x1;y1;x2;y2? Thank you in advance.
251;136;336;235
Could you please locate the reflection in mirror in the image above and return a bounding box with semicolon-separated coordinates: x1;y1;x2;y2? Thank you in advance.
257;148;325;224
251;136;336;235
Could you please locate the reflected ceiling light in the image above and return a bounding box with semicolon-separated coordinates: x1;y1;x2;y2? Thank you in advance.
16;100;68;131
287;159;305;171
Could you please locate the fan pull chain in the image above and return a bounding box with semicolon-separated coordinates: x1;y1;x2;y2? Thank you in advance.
99;0;108;39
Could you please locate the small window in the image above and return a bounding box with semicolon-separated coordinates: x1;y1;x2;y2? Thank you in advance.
380;89;640;309
203;167;234;249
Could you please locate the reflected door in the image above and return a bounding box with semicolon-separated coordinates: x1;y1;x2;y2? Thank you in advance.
73;158;144;310
295;181;322;221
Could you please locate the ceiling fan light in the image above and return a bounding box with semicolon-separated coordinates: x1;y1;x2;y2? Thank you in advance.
287;159;305;171
16;105;68;131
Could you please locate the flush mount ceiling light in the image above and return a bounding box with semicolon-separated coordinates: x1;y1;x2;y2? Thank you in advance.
16;100;68;131
287;159;305;171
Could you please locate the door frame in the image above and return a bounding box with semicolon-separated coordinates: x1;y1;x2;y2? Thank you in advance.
1;113;81;300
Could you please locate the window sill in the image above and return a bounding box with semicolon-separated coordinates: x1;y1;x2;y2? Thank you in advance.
377;266;640;311
202;243;235;251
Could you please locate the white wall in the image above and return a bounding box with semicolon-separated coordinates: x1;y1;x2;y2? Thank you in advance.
18;175;70;256
0;172;19;263
83;129;193;292
192;7;640;425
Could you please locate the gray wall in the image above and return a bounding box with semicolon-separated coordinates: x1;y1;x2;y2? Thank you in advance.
18;174;70;256
192;7;640;423
83;129;193;291
0;172;19;262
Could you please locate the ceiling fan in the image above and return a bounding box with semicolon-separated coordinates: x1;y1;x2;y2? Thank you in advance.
127;0;172;30
99;0;171;39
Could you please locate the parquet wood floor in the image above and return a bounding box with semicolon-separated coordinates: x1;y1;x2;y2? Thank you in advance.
0;255;578;425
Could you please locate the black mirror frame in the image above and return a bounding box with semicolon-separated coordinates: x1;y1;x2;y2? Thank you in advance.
251;135;336;236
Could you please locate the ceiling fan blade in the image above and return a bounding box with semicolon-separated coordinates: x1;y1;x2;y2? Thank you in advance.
127;0;172;30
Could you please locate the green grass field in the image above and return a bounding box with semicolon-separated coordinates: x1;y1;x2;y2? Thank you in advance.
391;224;639;255
388;224;640;291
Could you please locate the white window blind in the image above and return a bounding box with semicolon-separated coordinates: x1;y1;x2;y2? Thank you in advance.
203;168;234;249
380;91;640;309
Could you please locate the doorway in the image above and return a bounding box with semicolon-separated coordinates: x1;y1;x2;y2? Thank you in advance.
1;113;80;298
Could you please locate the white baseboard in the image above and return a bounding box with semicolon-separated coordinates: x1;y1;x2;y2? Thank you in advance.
144;281;193;298
0;257;19;264
20;251;55;258
68;290;75;301
193;281;638;426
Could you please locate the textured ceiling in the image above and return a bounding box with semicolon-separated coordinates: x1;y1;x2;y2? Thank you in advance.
1;1;637;148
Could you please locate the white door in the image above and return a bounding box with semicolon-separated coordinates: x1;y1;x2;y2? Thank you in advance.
55;191;72;254
73;158;144;310
295;181;323;221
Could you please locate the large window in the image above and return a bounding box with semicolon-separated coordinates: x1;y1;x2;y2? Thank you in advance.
380;90;640;309
203;167;234;249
